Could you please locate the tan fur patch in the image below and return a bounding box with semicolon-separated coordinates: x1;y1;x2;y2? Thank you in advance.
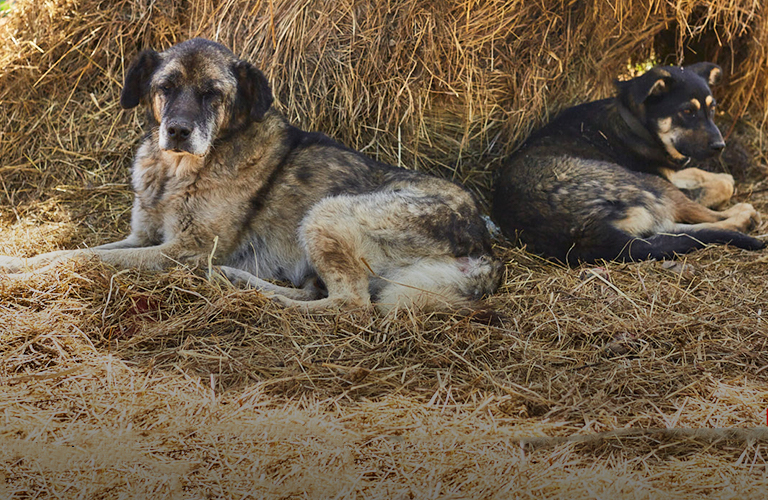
656;118;686;160
708;67;721;85
613;203;673;237
664;167;707;189
152;94;164;125
649;79;666;96
690;99;701;110
613;206;657;236
705;95;713;107
160;151;205;177
657;117;672;133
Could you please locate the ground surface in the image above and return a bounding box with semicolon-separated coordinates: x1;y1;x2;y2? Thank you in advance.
1;147;768;498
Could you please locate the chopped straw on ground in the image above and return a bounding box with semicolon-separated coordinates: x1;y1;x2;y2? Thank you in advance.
1;0;768;498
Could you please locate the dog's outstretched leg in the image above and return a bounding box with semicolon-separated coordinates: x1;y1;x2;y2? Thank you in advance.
669;187;761;231
217;266;322;301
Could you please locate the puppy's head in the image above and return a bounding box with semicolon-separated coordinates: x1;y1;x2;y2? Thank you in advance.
120;38;273;157
617;62;724;163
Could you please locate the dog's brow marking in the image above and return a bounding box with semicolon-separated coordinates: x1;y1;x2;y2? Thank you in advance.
705;95;713;106
201;79;220;93
159;62;185;82
690;99;701;110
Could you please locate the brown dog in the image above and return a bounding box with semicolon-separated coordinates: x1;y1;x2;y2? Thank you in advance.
0;38;503;313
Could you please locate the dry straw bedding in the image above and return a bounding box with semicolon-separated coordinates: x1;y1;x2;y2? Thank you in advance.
2;0;768;497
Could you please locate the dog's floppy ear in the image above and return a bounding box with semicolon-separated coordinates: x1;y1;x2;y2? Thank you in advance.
232;60;274;122
620;67;675;108
686;62;722;86
120;49;161;109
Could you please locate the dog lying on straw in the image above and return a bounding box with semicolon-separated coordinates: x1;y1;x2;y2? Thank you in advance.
0;38;503;313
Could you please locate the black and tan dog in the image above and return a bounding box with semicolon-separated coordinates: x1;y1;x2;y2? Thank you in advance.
492;63;764;264
0;38;502;312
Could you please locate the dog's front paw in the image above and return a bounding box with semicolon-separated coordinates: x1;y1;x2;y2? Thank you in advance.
747;205;763;230
703;172;735;209
668;168;736;209
721;203;760;232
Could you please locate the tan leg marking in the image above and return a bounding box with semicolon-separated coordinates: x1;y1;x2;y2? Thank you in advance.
669;188;760;232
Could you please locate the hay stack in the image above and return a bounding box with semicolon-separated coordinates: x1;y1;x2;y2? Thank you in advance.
2;0;768;198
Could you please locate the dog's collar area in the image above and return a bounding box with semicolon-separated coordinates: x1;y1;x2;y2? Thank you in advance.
617;103;657;145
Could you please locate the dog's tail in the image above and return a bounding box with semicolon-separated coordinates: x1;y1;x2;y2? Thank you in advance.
574;228;764;264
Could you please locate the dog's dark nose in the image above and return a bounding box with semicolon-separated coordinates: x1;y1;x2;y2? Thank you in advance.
709;140;726;152
167;121;192;141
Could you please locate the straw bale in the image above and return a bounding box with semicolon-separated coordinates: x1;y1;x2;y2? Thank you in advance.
2;0;768;497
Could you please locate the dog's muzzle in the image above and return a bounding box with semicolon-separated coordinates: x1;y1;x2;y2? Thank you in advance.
162;118;194;153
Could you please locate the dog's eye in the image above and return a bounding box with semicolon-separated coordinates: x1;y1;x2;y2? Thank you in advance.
202;89;220;102
159;83;174;94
